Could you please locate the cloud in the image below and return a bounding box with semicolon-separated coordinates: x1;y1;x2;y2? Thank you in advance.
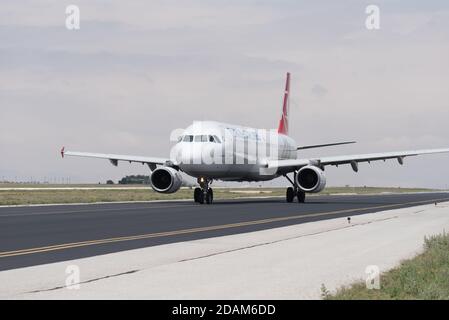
310;84;328;98
1;1;449;187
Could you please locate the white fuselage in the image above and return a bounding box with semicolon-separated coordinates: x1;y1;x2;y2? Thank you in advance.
172;121;297;181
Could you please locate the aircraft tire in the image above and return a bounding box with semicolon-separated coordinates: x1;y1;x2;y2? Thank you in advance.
206;188;213;204
194;187;202;203
297;190;306;203
286;187;295;202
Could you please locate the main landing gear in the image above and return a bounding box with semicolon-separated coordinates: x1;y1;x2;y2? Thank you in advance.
194;177;213;204
284;173;305;203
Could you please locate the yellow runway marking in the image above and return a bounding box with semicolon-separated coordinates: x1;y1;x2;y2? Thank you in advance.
1;197;448;258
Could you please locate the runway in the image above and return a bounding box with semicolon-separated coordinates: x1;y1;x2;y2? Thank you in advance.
1;192;448;271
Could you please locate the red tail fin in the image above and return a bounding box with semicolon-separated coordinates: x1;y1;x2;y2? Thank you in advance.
277;72;290;135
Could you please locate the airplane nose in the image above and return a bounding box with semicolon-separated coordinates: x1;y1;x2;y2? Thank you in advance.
176;143;220;165
192;146;202;164
203;144;220;164
177;143;201;164
193;144;218;164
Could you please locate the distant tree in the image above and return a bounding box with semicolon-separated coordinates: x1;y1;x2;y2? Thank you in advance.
106;180;114;185
119;175;151;185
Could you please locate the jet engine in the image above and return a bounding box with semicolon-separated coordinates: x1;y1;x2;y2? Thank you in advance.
150;167;183;194
295;165;326;193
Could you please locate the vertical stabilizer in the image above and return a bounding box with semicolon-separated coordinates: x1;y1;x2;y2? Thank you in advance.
278;72;290;135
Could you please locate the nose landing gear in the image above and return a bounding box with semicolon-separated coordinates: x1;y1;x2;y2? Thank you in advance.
286;187;295;202
194;177;213;204
284;173;306;203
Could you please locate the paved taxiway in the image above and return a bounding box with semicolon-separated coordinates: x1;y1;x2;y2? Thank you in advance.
1;192;448;271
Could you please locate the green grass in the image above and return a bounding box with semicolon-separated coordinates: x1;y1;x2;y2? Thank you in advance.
0;188;281;205
323;233;449;300
0;183;144;188
0;186;438;205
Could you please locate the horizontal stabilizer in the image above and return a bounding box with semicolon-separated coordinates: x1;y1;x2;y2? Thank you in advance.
297;141;356;150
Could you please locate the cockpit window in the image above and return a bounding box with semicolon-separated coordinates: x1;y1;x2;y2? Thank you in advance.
188;135;221;143
194;135;208;142
208;135;221;143
183;135;193;142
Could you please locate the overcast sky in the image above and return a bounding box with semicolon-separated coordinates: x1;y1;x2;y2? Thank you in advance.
1;0;449;188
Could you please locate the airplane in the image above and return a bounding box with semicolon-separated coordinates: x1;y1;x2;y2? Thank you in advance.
61;73;449;204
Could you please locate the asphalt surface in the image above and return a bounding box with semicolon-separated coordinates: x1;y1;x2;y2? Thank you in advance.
1;192;448;271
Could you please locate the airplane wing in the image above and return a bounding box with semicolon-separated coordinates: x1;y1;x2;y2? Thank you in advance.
61;147;172;169
297;141;356;150
267;148;449;172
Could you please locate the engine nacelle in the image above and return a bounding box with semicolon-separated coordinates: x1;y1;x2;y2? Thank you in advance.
295;165;326;193
150;167;182;194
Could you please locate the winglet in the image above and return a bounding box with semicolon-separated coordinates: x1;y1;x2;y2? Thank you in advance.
278;72;290;135
61;146;65;158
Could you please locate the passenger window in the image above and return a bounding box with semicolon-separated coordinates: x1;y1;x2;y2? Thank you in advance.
209;135;215;143
194;135;202;142
183;135;193;142
201;135;208;142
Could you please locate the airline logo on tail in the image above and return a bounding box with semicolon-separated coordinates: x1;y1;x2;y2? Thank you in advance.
278;72;290;135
